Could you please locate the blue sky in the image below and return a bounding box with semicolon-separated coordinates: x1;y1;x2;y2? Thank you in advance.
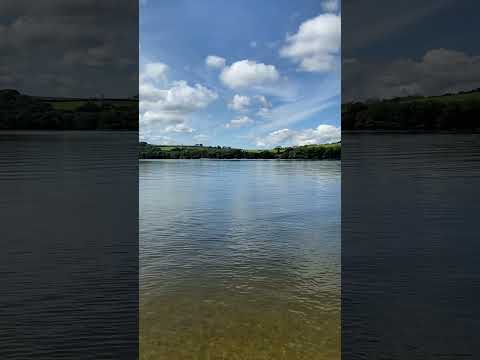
140;0;340;148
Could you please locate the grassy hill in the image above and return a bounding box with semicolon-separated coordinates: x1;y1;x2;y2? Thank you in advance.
139;142;341;160
342;88;480;131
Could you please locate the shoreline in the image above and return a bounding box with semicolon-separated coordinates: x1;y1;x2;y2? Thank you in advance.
139;158;341;161
139;142;341;160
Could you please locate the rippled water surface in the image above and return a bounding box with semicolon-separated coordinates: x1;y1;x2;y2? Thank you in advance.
342;133;480;359
140;159;340;359
0;131;138;359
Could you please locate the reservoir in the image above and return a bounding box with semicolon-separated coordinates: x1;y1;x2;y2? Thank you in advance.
140;159;341;359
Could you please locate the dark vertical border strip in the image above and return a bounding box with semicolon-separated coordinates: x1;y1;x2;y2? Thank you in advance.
342;0;480;358
0;1;139;358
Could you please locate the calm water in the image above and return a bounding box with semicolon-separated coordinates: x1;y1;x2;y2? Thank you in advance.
0;131;138;359
342;133;480;359
140;160;341;359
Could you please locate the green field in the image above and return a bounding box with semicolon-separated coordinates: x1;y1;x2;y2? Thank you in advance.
47;101;86;111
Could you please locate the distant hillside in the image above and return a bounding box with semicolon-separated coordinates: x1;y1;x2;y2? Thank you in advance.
0;89;137;130
139;142;341;160
342;89;480;131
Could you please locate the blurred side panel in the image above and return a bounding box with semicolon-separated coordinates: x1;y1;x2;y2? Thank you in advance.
0;1;138;359
342;0;480;359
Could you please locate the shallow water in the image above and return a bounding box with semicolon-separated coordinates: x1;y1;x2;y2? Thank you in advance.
140;159;340;359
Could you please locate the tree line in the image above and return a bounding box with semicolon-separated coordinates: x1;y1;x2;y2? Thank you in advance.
139;142;341;160
342;89;480;131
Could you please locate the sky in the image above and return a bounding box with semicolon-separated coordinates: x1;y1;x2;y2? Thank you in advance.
140;0;341;148
0;1;138;98
342;0;480;101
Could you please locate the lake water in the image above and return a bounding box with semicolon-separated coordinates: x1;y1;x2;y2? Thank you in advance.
140;160;341;359
342;133;480;359
0;131;138;359
5;131;476;359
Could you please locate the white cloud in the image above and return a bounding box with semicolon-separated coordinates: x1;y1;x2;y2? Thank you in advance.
139;132;175;145
166;123;194;133
193;134;209;142
256;107;271;117
225;116;254;129
140;80;218;113
228;94;273;114
206;55;226;69
140;76;218;134
141;62;168;83
220;60;279;89
322;0;339;13
252;95;272;117
280;14;340;72
250;41;257;48
228;94;251;112
254;95;272;108
256;124;340;147
141;111;194;133
139;59;218;141
256;129;293;146
293;124;341;145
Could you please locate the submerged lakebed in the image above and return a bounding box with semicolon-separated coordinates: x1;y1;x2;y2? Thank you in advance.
140;159;340;359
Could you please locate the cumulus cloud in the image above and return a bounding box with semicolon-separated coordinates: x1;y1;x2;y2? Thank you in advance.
141;111;194;133
293;124;341;145
228;94;273;114
256;124;340;147
140;80;217;113
252;95;272;117
141;62;168;83
256;129;292;146
205;55;226;69
220;60;279;89
225;116;254;129
228;94;251;112
280;13;340;72
257;107;271;117
255;95;272;108
343;48;480;102
140;66;218;135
